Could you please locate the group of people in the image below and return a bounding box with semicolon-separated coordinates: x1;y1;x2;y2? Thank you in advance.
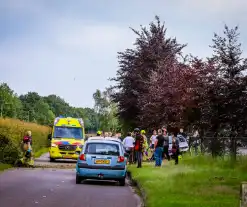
122;127;183;168
96;131;122;139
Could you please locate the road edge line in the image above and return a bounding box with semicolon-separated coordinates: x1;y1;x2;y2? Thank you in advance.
127;171;145;207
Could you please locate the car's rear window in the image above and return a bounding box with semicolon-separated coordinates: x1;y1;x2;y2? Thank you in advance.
85;142;120;156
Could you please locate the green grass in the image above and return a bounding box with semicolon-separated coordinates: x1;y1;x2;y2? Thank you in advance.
0;163;12;172
128;155;247;207
34;147;49;158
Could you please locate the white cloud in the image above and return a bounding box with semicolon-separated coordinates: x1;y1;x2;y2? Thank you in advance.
0;14;136;107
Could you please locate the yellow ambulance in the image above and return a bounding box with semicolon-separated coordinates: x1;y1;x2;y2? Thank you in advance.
48;117;85;162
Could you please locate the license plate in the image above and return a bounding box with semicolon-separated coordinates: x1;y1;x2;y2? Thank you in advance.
94;159;110;164
63;155;72;158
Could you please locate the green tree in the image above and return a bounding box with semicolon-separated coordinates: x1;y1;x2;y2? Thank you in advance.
0;83;23;118
19;92;55;124
93;89;120;132
43;95;71;116
33;100;55;125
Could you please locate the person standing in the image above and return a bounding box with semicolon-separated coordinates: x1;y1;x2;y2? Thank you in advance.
134;128;144;168
96;131;102;136
132;131;137;164
154;129;164;167
141;130;148;161
192;129;200;155
117;132;123;141
171;133;180;165
150;130;157;153
22;131;34;166
122;132;135;164
162;128;170;161
178;128;187;139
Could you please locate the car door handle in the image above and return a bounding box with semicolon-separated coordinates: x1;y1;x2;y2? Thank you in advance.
106;157;112;159
91;156;96;158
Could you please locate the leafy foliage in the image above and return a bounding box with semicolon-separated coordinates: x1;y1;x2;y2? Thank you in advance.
111;16;247;158
0;83;111;132
93;88;120;132
0;118;51;164
112;16;186;129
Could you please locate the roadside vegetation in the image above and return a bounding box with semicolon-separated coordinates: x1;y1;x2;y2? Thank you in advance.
0;163;12;172
115;16;246;206
34;147;49;158
0;118;51;164
128;155;247;207
111;16;247;156
0;83;120;133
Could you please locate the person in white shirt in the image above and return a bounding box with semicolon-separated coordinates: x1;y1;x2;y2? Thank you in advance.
122;132;135;164
150;130;157;153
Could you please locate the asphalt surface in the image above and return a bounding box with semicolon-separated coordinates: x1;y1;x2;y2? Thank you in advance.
34;153;77;168
0;154;139;207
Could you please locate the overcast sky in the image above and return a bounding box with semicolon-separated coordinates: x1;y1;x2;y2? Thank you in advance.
1;0;247;108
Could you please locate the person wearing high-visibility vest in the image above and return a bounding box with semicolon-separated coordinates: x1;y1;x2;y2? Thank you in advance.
141;130;148;161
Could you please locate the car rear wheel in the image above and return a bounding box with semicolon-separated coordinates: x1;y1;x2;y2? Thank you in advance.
76;175;83;184
119;178;125;186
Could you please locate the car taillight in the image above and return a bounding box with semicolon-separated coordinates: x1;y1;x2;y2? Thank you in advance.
79;154;86;160
117;156;125;162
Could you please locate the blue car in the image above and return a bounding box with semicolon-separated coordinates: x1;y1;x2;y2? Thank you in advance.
76;137;128;186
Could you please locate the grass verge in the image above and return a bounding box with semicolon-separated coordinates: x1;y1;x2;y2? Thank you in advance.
128;155;247;207
0;163;12;172
34;148;49;158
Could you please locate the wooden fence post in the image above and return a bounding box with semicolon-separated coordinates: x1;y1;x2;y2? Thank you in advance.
240;182;247;207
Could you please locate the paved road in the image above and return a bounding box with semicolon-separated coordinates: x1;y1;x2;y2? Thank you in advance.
0;154;139;207
34;153;76;168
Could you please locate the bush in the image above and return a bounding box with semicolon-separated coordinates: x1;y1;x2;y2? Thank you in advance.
0;118;51;164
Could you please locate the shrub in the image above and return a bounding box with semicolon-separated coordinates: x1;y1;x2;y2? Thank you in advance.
0;118;51;164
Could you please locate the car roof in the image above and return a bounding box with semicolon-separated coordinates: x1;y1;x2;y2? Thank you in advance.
86;137;122;144
87;136;104;140
104;137;122;142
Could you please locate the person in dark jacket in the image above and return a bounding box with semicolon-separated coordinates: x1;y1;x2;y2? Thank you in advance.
171;133;180;165
134;128;144;168
178;128;187;139
154;129;164;166
162;128;170;161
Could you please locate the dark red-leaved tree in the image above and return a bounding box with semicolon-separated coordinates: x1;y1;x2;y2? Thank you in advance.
208;25;247;158
138;59;195;129
111;16;186;130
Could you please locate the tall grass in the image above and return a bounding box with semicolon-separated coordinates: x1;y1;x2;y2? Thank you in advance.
0;118;51;164
128;155;247;207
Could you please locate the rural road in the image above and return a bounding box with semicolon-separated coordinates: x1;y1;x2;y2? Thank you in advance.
0;153;139;207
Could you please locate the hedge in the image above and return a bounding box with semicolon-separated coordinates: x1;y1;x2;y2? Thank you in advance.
0;118;51;164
